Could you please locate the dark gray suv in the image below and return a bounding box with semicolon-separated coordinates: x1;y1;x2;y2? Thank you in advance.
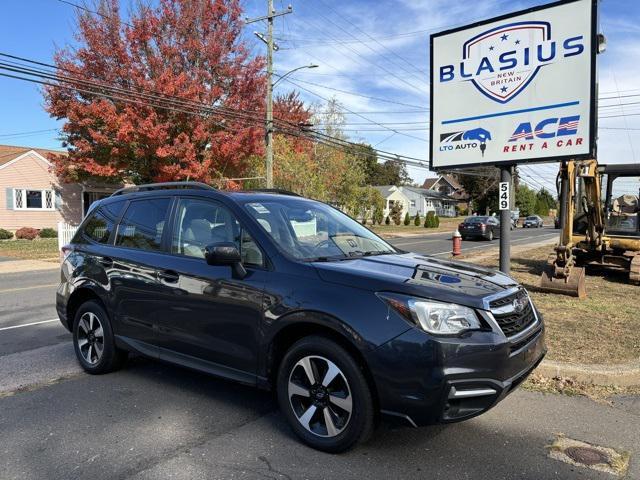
57;182;546;452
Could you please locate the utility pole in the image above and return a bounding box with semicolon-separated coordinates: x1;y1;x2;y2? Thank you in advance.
246;2;292;189
498;166;513;274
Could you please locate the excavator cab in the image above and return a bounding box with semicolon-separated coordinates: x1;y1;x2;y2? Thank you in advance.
540;160;640;297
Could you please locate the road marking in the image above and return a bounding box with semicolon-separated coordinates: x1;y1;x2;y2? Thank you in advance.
391;238;446;247
0;284;57;294
430;233;557;256
0;319;59;332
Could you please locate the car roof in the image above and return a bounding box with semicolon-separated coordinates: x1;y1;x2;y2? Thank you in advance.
94;187;314;211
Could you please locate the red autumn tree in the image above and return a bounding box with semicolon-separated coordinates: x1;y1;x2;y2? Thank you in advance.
44;0;267;185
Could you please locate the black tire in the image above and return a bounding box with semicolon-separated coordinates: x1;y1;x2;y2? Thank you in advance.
277;336;374;453
461;235;468;241
487;230;494;241
72;300;127;374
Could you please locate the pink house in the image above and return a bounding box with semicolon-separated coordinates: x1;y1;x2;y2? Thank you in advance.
0;144;115;230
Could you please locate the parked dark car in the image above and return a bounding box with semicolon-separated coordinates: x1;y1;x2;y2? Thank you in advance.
57;183;545;452
523;215;544;228
458;215;501;241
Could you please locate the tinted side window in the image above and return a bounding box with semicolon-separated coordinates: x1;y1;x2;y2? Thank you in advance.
116;198;170;251
76;200;125;244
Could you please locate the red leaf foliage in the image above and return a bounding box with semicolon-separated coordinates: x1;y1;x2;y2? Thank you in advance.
44;0;274;184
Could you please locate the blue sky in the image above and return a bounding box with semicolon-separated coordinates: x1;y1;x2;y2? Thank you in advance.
1;0;639;189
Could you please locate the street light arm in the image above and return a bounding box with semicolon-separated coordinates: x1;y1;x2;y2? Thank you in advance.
272;64;318;88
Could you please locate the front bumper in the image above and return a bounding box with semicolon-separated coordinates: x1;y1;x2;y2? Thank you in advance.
369;320;546;427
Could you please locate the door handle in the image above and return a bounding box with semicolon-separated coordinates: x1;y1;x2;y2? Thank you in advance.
157;270;179;283
98;256;113;268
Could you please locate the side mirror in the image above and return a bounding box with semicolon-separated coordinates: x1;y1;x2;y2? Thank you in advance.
204;242;247;279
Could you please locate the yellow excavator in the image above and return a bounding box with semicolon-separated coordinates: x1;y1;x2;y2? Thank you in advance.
539;159;640;298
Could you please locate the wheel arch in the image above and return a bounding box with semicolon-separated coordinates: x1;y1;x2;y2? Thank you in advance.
265;311;380;415
66;286;109;329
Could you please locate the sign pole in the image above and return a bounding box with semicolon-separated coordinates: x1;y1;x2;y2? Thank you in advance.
499;167;512;274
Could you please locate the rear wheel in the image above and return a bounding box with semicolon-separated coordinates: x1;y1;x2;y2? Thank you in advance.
487;230;494;241
73;300;127;374
277;336;374;453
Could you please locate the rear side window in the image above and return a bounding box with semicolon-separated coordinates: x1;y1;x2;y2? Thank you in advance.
116;198;170;252
77;200;125;244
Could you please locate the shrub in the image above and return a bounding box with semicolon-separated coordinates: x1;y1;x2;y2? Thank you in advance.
425;211;437;228
403;212;411;226
0;228;13;240
374;208;384;225
15;227;40;240
434;214;440;228
385;215;391;225
39;227;58;238
414;214;421;226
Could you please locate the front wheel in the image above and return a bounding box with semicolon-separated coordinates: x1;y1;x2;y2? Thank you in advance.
277;336;374;453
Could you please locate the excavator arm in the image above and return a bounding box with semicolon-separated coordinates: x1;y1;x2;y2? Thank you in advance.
539;160;589;298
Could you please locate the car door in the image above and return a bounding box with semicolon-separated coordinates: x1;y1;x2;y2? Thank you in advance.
153;196;267;382
107;196;173;357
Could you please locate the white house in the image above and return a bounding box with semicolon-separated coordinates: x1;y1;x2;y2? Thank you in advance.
372;185;460;219
371;185;411;218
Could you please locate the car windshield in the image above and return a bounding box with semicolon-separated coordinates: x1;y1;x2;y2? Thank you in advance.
465;216;489;224
243;198;397;261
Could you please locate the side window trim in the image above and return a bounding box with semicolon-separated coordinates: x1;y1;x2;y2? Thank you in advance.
106;200;129;245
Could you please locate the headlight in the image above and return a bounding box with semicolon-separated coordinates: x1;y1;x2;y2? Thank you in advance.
378;293;481;335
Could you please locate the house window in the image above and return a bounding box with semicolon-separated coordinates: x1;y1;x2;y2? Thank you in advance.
410;200;416;207
13;189;56;211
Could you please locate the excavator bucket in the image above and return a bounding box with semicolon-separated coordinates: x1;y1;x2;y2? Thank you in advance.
539;264;587;299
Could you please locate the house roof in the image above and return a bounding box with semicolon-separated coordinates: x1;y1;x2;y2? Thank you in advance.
422;174;463;192
371;185;398;197
0;144;65;168
401;185;459;202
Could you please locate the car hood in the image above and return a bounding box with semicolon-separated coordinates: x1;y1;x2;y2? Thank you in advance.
312;252;518;310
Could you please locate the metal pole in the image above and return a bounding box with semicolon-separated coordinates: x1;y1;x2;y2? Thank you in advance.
265;0;274;189
499;166;512;274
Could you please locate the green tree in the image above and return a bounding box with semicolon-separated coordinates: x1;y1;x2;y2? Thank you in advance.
385;215;391;225
515;184;537;217
414;213;421;226
403;212;411;226
534;188;557;216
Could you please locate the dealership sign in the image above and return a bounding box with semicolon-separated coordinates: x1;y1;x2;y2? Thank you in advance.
430;0;597;170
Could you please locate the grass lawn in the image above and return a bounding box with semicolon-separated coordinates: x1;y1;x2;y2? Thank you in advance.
0;238;59;260
370;217;463;236
474;246;639;365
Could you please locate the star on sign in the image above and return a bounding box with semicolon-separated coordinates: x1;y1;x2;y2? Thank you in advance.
500;33;508;41
489;45;494;51
500;86;508;93
515;39;521;45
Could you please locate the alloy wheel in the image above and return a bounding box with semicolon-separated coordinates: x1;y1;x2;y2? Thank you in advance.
288;355;353;438
76;311;104;365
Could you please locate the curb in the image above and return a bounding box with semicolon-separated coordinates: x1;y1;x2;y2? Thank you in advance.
535;359;640;387
0;259;59;274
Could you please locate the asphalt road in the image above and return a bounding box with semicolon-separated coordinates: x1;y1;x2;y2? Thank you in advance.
1;351;638;480
387;224;557;257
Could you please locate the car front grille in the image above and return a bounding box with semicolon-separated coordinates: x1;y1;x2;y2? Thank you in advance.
489;289;537;337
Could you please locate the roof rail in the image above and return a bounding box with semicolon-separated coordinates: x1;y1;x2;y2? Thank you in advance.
250;188;301;197
111;181;215;197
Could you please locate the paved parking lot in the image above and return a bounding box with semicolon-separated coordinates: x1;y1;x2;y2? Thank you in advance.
2;226;637;479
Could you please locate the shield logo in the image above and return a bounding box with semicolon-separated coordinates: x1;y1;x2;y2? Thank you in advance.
462;21;551;104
